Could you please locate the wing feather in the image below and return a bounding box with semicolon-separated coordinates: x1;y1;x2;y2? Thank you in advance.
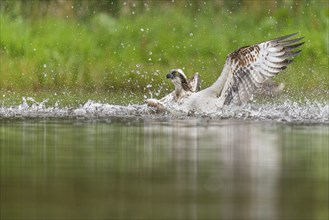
278;50;301;59
269;32;299;41
187;73;201;92
263;60;285;68
221;33;304;105
250;69;267;84
279;37;304;46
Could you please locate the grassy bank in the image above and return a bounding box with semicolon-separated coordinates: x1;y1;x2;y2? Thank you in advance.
1;1;328;105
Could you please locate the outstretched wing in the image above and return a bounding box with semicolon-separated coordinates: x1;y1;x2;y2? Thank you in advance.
188;73;201;92
221;33;304;105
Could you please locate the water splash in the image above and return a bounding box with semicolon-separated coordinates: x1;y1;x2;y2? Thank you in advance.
0;97;328;123
215;101;329;123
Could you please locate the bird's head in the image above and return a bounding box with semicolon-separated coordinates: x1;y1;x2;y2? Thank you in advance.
166;69;190;92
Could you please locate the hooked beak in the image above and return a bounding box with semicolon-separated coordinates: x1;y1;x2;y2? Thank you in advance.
166;72;174;79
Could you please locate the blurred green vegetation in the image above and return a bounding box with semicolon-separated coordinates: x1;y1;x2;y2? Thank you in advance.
0;0;328;104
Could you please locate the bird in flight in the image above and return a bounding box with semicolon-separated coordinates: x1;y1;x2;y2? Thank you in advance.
146;33;304;113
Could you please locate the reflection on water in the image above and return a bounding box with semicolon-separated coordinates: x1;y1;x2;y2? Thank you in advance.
1;118;328;220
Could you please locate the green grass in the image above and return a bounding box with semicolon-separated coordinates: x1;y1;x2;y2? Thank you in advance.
1;1;328;105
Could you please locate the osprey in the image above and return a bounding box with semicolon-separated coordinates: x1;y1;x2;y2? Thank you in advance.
146;33;304;113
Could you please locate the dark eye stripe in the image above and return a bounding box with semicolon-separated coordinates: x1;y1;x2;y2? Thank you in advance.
178;74;185;80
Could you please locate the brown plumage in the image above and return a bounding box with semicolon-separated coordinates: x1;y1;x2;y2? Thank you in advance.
223;33;304;105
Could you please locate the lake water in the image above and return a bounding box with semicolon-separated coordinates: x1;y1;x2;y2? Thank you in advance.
1;100;328;220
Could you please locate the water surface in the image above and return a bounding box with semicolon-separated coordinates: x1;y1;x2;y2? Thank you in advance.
1;117;328;220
